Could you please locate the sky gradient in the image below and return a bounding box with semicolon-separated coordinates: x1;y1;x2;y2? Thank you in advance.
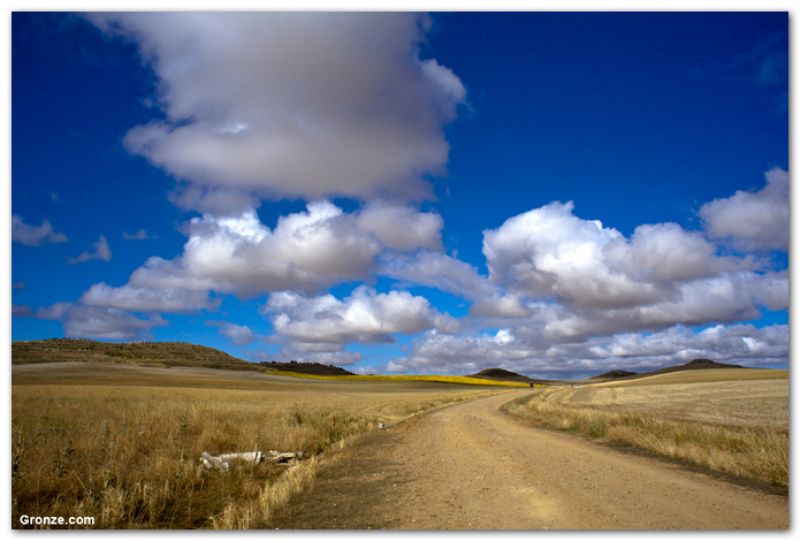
11;12;789;378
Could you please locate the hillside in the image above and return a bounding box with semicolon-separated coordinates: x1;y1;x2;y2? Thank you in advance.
11;338;259;371
468;368;529;382
260;360;354;376
647;358;745;376
467;367;552;384
591;369;637;380
588;359;746;383
11;338;361;377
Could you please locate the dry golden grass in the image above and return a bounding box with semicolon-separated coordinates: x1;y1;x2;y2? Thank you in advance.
12;363;502;529
504;369;788;489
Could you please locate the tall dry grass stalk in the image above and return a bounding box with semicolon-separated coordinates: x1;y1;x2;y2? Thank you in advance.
211;456;319;529
13;377;495;529
504;385;788;489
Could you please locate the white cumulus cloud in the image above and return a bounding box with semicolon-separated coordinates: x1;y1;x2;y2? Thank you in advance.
79;202;444;310
483;201;748;310
357;203;443;251
264;286;458;346
88;13;465;207
700;167;788;251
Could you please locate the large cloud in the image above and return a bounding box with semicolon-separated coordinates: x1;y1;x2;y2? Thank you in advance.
175;203;381;296
474;200;786;343
88;13;465;206
258;286;457;366
79;201;444;309
483;201;745;310
264;286;458;345
539;271;787;342
700;167;789;251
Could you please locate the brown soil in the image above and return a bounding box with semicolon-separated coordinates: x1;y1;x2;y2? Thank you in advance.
270;391;788;530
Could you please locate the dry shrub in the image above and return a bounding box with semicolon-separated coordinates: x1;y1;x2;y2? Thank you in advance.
212;456;318;529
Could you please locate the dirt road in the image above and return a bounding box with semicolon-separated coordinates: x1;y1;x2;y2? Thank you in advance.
270;391;788;530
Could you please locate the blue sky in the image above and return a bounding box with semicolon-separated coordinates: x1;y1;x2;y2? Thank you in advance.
11;12;788;377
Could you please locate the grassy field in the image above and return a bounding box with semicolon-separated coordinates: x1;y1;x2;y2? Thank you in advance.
504;368;788;489
12;362;508;529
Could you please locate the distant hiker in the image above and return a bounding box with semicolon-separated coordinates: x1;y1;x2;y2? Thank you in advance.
529;382;534;388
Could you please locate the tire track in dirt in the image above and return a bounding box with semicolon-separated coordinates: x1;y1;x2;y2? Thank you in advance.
270;391;787;530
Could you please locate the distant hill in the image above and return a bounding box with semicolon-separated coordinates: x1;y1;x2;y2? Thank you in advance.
12;338;356;376
260;360;353;376
589;359;746;383
641;359;747;376
467;367;551;384
591;369;637;380
469;368;529;382
12;338;259;371
647;358;745;376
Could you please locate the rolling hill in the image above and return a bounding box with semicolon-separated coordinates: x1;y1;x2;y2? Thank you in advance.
588;358;747;382
590;369;637;380
648;358;745;375
259;360;354;376
12;338;351;376
467;367;552;384
12;338;259;370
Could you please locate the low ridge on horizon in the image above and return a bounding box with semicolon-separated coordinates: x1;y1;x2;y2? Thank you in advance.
12;338;350;375
589;358;748;381
12;338;769;381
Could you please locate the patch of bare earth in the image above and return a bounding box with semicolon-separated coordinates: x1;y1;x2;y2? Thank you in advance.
270;392;787;530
